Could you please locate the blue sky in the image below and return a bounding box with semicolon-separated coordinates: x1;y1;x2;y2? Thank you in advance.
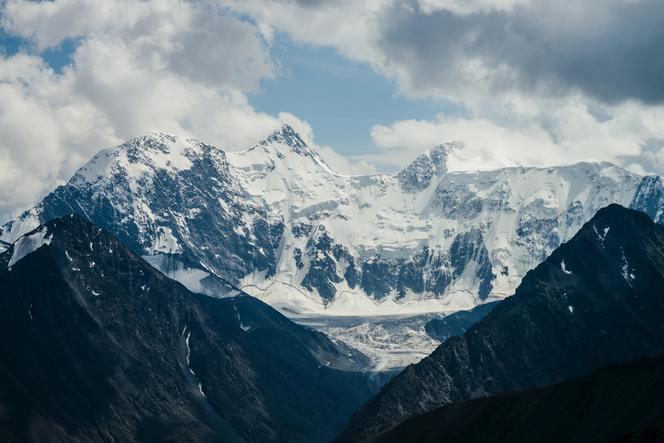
2;0;664;220
0;28;76;72
249;36;455;156
0;26;454;157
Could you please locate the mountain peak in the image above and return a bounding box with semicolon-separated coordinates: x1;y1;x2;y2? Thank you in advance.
338;202;664;442
397;141;461;192
70;131;222;187
245;123;334;172
572;203;654;250
261;123;311;155
121;131;189;154
591;203;649;223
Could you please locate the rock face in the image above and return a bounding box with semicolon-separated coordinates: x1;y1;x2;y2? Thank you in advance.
337;205;664;442
631;175;664;223
424;301;498;342
1;125;662;316
396;143;455;192
368;355;664;443
0;132;283;297
0;215;372;443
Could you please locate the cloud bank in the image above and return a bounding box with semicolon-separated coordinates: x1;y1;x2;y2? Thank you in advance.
3;0;664;219
0;0;311;219
226;0;664;172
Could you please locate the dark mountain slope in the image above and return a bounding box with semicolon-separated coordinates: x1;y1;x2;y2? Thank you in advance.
424;301;498;342
0;215;372;443
339;204;664;442
369;355;664;443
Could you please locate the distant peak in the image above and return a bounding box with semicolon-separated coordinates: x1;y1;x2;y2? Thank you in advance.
261;123;311;155
588;203;651;226
429;141;461;164
124;131;184;150
397;141;461;193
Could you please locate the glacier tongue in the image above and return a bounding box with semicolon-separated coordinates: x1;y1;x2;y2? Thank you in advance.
298;314;442;372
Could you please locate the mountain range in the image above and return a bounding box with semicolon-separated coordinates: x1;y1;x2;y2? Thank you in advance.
3;125;664;319
0;215;373;442
338;204;664;441
4;125;664;368
2;123;664;442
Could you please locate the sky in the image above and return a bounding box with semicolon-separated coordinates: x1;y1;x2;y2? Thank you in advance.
1;0;664;220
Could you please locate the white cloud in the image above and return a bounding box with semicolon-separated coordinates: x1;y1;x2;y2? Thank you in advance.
3;0;276;92
3;0;664;220
220;0;391;66
0;0;316;220
371;97;664;173
417;0;531;16
318;146;380;176
222;0;664;176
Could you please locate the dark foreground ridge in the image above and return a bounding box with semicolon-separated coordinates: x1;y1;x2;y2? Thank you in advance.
0;214;373;443
370;355;664;443
338;204;664;442
424;301;498;342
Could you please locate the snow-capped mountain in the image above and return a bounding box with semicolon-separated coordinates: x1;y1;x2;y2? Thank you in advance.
2;124;663;319
338;204;664;442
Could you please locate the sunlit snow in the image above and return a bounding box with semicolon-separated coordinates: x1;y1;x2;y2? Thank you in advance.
8;227;52;267
560;260;573;275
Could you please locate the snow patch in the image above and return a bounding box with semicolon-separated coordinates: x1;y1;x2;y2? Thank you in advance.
143;255;210;294
620;248;636;285
8;228;53;267
233;305;251;332
593;224;610;245
183;329;207;398
185;331;194;375
150;227;182;254
560;260;573;275
0;209;40;244
197;382;206;398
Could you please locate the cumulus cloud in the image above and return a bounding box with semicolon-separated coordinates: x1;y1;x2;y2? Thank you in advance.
224;0;664;103
3;0;276;93
417;0;531;15
0;0;312;220
370;96;664;172
373;0;664;104
224;0;664;175
372;113;623;172
4;0;664;219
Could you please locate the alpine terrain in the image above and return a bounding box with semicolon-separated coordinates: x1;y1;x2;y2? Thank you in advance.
3;125;664;368
368;355;664;443
0;215;373;443
338;204;664;441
